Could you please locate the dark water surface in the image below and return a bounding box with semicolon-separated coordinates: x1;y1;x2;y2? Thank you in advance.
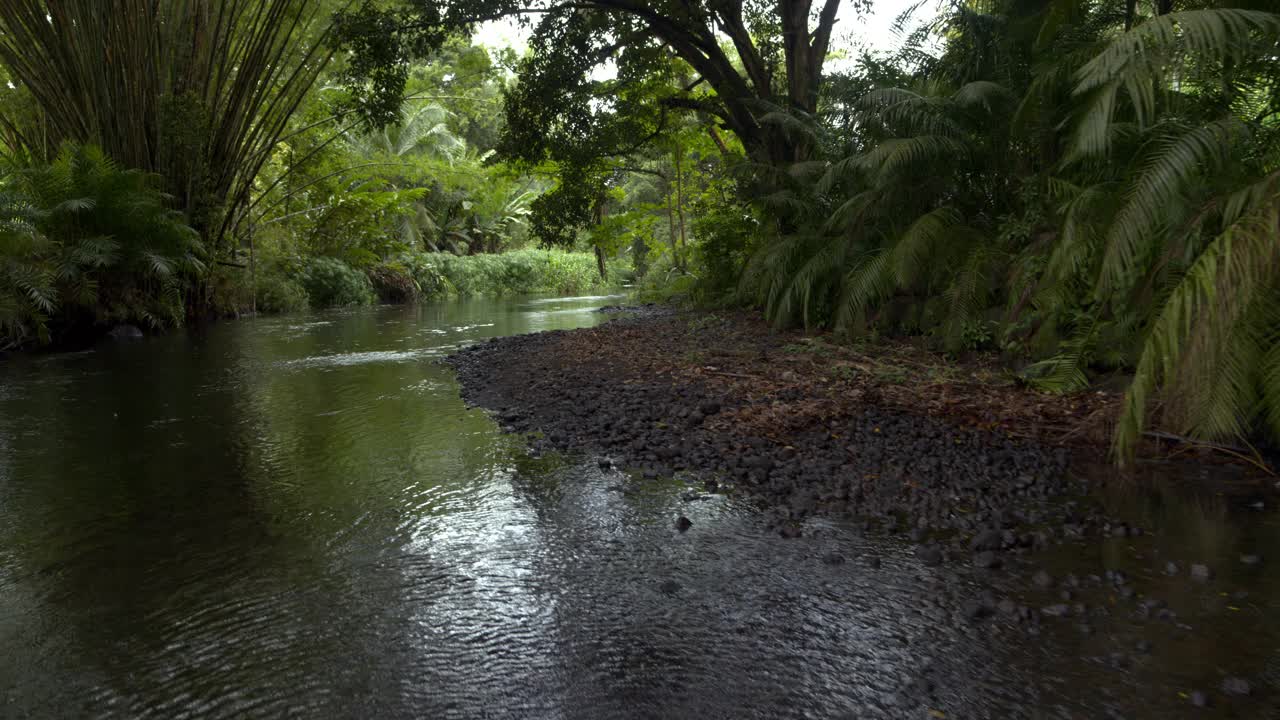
1;297;1278;719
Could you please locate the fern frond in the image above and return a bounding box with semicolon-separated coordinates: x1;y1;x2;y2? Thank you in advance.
1115;201;1280;460
1096;119;1247;297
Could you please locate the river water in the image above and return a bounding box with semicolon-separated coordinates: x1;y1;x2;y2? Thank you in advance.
1;297;1277;719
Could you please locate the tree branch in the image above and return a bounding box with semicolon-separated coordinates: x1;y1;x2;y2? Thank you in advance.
714;3;772;95
812;0;843;69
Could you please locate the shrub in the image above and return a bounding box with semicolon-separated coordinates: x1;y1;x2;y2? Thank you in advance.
398;253;454;300
298;257;374;307
368;262;418;303
0;144;204;348
417;248;607;296
255;272;310;314
207;263;254;317
0;223;62;348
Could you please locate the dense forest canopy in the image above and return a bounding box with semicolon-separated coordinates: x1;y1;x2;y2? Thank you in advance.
1;0;1279;460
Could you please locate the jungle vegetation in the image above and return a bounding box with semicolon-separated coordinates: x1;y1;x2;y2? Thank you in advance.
1;0;1278;459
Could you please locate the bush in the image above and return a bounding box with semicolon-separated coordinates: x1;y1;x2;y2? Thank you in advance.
690;198;759;302
635;254;698;305
207;263;254;317
255;273;310;314
368;262;418;303
298;257;374;307
0;144;204;348
398;253;454;300
417;248;607;296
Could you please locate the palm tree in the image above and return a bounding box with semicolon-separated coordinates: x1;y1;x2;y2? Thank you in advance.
742;3;1280;458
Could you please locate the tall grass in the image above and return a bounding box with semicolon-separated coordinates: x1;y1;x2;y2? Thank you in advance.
409;249;611;297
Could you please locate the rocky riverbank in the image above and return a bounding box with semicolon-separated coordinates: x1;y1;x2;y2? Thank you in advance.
448;306;1277;714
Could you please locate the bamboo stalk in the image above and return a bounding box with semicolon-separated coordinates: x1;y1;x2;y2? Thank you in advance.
0;0;336;256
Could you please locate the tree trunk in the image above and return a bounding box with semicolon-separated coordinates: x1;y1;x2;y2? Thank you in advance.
674;145;688;271
593;194;608;281
667;181;679;267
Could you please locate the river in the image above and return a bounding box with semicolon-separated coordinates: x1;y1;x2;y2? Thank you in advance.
1;296;1277;719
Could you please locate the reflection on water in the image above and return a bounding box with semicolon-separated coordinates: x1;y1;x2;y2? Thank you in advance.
0;296;1276;718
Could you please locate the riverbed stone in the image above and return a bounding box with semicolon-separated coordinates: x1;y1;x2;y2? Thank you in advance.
918;545;943;567
108;324;143;340
974;551;1001;569
1222;677;1251;696
1041;604;1070;617
1190;564;1213;582
971;528;1002;552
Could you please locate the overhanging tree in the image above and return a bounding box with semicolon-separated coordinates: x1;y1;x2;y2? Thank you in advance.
0;0;338;252
335;0;867;167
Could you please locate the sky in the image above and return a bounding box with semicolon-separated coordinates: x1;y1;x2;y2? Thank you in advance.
473;0;938;63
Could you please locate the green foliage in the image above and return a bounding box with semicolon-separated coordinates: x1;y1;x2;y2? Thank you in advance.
299;257;375;308
0;218;62;347
421;249;609;297
255;273;310;314
368;262;420;304
398;252;455;300
726;2;1280;457
690;189;761;301
0;0;333;249
0;144;203;348
6;0;1276;464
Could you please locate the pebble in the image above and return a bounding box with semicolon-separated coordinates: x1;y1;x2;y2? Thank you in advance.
1189;690;1210;707
970;528;1002;552
918;545;943;567
1222;677;1251;696
973;551;1001;569
675;516;693;532
1032;570;1053;588
1190;564;1213;582
1041;604;1071;617
963;600;988;621
1165;561;1180;575
822;552;846;566
1240;554;1262;566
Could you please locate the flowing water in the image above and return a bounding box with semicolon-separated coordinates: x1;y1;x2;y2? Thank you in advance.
1;297;1277;719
